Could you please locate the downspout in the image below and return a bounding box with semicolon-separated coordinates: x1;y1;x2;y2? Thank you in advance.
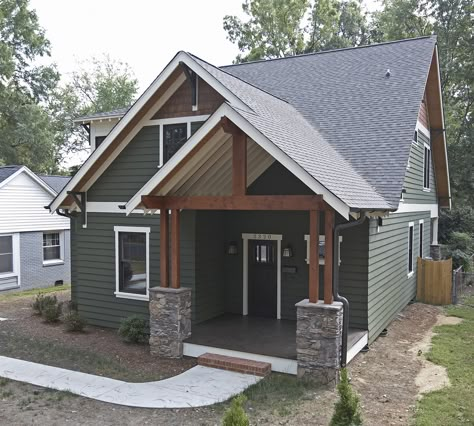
333;213;367;368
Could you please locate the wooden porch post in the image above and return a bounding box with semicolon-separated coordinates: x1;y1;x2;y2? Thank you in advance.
309;210;319;303
160;209;169;287
324;209;335;304
171;209;180;289
232;130;247;196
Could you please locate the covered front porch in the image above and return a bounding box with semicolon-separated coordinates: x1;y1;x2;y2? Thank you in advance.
183;314;368;374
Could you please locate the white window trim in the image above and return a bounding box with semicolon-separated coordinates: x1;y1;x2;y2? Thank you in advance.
423;141;431;192
304;235;343;265
42;230;65;266
0;233;21;287
419;220;424;259
408;222;415;278
145;115;210;168
242;233;282;320
114;226;151;301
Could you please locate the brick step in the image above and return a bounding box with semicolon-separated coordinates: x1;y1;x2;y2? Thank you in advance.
197;353;271;377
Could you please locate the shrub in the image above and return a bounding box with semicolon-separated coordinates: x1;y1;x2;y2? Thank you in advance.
222;394;249;426
63;310;87;332
118;315;148;343
42;301;62;323
32;294;58;316
330;368;363;426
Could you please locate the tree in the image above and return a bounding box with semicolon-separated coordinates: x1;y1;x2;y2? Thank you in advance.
56;55;139;161
330;368;363;426
0;0;60;173
223;0;309;62
223;0;369;63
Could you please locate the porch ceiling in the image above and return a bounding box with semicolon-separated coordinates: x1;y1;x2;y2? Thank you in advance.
157;130;275;197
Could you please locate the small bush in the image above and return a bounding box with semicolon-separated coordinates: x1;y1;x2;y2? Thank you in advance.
118;315;148;343
222;394;249;426
63;310;87;332
32;294;59;316
42;301;62;323
330;368;363;426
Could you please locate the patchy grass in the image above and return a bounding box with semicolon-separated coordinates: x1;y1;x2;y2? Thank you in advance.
0;285;70;301
0;332;163;383
243;373;317;417
415;296;474;425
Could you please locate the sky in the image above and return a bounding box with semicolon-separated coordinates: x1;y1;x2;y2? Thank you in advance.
30;0;246;92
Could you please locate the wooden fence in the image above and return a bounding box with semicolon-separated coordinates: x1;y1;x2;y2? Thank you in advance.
416;257;453;305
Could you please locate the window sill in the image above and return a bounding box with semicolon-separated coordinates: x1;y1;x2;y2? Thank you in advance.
0;272;17;279
114;292;149;302
423;188;431;192
43;260;64;267
407;271;414;278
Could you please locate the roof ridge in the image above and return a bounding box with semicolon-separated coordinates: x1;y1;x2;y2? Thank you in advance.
220;35;435;68
187;52;290;105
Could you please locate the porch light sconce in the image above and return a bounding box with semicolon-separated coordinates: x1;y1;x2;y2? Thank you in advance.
282;245;293;258
227;241;238;255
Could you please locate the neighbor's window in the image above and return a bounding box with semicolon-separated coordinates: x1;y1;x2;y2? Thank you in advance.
43;232;61;262
0;235;13;274
116;228;149;297
408;223;414;275
95;136;106;148
413;130;418;143
423;144;431;189
163;123;187;162
419;221;424;258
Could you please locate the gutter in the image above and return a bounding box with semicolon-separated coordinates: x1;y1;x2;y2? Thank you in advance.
333;213;367;367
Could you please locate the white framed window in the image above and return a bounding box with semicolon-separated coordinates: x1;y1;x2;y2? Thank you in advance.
304;235;343;265
423;142;431;190
156;115;210;167
114;226;150;301
413;130;418;144
0;235;13;274
419;220;424;258
408;222;414;277
43;231;64;265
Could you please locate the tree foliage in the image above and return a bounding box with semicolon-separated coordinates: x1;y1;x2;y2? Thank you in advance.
0;0;60;172
330;368;363;426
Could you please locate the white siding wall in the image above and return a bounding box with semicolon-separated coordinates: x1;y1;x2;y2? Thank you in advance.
0;172;70;233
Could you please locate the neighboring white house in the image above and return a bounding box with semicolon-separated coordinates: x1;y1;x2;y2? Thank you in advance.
0;165;71;291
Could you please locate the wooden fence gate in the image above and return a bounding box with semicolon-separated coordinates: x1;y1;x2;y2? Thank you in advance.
416;258;453;305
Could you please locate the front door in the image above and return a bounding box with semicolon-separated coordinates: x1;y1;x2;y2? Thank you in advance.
248;240;277;318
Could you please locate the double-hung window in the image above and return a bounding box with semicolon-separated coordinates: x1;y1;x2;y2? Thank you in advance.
408;223;414;276
114;226;150;300
43;232;63;264
423;143;431;190
0;235;13;274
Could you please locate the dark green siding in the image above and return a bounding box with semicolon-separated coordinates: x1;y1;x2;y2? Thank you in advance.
87;126;160;202
339;222;369;330
403;130;437;204
367;212;431;343
71;211;196;328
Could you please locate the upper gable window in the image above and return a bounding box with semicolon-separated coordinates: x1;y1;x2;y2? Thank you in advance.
163;123;187;163
413;131;418;144
158;116;209;167
423;143;431;190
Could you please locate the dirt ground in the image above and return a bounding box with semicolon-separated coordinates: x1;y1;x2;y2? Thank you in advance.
0;291;443;425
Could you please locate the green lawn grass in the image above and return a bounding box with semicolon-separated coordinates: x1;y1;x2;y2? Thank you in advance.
0;284;70;301
415;296;474;425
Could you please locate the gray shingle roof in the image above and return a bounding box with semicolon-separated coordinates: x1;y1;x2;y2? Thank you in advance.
191;53;392;210
0;165;22;184
221;36;437;208
39;175;71;194
74;107;130;123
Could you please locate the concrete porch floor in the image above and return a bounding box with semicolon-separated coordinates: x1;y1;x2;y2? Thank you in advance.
185;313;367;361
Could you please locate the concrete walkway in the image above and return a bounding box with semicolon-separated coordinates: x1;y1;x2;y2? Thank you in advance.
0;356;261;408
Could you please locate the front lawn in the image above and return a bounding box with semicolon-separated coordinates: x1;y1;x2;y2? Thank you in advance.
0;284;70;301
415;296;474;425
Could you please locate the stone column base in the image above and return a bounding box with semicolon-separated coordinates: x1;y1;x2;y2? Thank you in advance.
149;287;191;358
295;299;343;386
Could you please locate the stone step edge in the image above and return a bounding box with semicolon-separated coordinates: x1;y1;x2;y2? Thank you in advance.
197;352;271;377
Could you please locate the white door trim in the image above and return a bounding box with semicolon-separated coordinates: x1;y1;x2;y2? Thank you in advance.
242;233;282;320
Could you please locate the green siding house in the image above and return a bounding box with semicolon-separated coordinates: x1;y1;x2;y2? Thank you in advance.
51;36;450;380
